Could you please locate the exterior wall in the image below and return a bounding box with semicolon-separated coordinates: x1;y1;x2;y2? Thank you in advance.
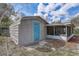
39;19;46;40
19;19;33;45
46;35;67;41
19;18;46;45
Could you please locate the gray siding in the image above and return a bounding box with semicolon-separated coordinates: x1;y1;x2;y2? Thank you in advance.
19;20;33;45
41;20;46;40
19;19;46;45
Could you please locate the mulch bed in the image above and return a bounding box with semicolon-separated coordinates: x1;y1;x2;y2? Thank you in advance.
65;42;77;49
45;36;79;50
45;39;66;48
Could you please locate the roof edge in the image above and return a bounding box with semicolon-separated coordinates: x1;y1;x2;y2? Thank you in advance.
22;16;48;24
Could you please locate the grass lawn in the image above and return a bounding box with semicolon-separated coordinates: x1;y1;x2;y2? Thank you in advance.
0;36;79;56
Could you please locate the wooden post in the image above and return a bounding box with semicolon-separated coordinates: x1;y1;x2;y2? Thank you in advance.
53;26;55;35
71;27;72;34
66;26;67;37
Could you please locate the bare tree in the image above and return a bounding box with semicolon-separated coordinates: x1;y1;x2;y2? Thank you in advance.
0;3;15;56
0;3;14;23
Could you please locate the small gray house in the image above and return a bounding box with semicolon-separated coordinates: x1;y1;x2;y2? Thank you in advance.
10;16;48;45
10;16;74;45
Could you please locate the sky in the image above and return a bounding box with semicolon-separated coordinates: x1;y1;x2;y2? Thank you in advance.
12;3;79;23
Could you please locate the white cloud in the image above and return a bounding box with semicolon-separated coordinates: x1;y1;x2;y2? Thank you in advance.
45;3;55;12
43;13;48;19
45;3;64;13
45;3;68;17
59;3;79;12
51;16;60;22
34;12;43;17
50;10;67;16
37;3;45;13
34;3;45;18
34;13;38;16
59;4;71;11
34;3;79;23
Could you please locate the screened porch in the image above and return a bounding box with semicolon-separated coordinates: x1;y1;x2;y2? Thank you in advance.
46;23;74;40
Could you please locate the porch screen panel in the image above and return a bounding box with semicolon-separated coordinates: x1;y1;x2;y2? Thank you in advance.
55;26;66;35
47;26;54;35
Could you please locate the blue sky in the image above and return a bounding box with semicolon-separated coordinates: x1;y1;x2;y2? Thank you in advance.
12;3;79;22
13;3;39;16
67;5;79;16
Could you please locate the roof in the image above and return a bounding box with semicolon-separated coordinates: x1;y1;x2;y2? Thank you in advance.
22;16;48;24
46;22;74;27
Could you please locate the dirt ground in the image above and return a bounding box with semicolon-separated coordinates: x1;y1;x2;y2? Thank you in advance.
0;36;79;56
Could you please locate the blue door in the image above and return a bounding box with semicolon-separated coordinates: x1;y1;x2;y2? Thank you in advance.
33;22;40;41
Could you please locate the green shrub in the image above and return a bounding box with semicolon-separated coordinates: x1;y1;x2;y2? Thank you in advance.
74;28;79;34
